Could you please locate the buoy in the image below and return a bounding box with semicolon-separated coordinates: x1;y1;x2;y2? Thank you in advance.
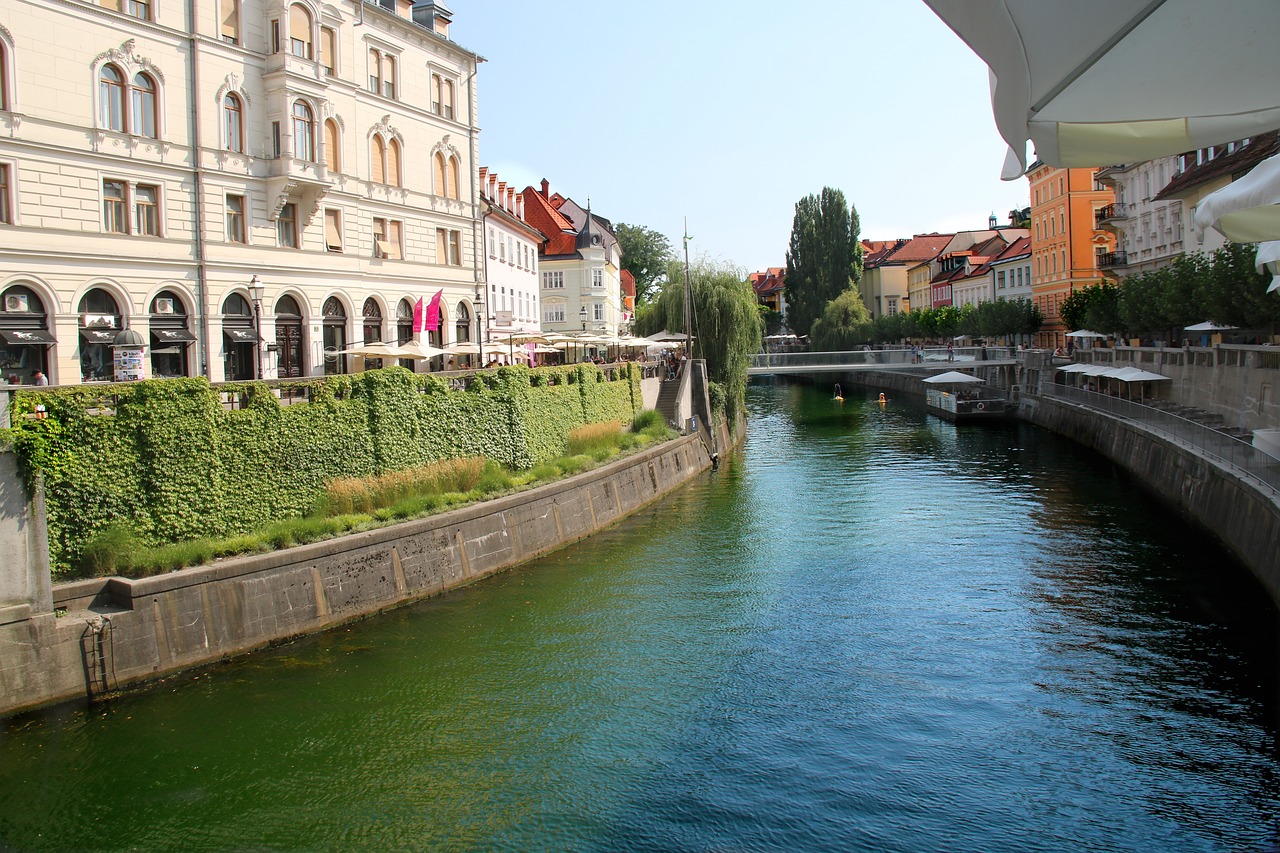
976;402;985;411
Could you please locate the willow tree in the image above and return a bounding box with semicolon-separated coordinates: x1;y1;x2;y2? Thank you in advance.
784;188;863;338
810;290;872;351
634;258;762;428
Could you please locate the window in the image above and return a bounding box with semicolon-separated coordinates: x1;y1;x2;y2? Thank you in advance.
289;4;313;59
498;235;505;262
131;73;157;137
542;271;564;289
103;180;127;233
592;269;603;287
0;164;10;224
223;93;244;153
543;302;565;323
386;139;401;187
368;48;381;94
292;100;314;160
271;121;281;158
434;152;460;199
373;217;401;259
320;27;335;75
593;302;605;322
226;194;245;243
99;65;125;132
324;208;342;252
488;228;496;258
134;184;158;236
221;0;240;43
448;157;460;199
371;135;385;184
271;20;281;53
436;227;460;265
430;75;454;120
324;119;340;172
126;0;150;19
383;56;396;100
278;202;297;248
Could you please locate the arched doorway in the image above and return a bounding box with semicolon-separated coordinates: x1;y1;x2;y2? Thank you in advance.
362;297;382;370
0;284;53;384
396;298;414;370
150;290;193;378
322;296;346;375
275;295;304;378
221;292;256;381
78;288;122;383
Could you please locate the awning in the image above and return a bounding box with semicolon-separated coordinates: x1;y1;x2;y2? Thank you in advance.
0;329;55;345
223;328;259;343
151;328;196;343
80;329;118;345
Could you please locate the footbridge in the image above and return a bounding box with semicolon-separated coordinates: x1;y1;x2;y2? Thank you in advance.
748;346;1019;376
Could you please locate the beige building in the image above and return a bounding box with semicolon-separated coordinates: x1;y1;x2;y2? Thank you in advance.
0;0;483;385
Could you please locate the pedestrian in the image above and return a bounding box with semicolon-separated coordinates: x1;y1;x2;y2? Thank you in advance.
947;342;954;362
32;371;48;386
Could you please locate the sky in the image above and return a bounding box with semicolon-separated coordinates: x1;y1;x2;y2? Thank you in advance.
451;1;1030;274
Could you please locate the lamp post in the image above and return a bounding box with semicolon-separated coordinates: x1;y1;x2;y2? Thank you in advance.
249;275;265;380
474;290;485;366
579;304;588;364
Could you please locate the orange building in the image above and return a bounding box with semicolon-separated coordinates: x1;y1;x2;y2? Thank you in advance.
1027;163;1115;349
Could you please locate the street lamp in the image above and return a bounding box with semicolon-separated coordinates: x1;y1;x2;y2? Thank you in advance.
579;304;587;332
474;290;485;366
249;275;265;380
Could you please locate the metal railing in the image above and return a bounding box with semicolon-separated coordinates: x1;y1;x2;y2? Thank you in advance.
1041;384;1280;492
749;347;1017;372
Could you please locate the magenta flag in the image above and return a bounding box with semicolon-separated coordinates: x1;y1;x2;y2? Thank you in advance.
425;289;443;332
411;297;425;333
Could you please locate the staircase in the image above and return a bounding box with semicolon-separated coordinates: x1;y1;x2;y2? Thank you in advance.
656;378;681;429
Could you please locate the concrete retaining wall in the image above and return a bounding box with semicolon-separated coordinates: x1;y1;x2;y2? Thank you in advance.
0;435;714;718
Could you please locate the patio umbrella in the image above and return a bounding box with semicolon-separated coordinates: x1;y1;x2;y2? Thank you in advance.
645;330;694;343
1184;322;1238;332
923;0;1280;178
1065;329;1107;339
1193;153;1280;245
394;340;446;360
922;371;984;384
445;341;481;355
342;341;403;359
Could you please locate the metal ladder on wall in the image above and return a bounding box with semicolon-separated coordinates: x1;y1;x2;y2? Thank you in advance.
80;615;113;700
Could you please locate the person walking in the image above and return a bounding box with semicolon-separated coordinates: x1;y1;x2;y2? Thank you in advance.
947;342;954;363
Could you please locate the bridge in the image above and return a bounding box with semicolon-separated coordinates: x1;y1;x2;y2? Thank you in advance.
748;346;1019;375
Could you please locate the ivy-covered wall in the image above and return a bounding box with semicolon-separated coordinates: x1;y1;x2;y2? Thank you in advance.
6;364;641;573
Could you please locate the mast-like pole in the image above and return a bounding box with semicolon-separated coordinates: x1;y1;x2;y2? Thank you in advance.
683;219;693;355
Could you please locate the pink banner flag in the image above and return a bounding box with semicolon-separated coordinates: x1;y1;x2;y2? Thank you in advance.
425;289;444;332
411;297;425;334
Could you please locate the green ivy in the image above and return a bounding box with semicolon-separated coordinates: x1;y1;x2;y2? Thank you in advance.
9;364;642;575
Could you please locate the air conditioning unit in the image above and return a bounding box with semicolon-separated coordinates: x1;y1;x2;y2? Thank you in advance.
155;297;175;315
5;294;27;312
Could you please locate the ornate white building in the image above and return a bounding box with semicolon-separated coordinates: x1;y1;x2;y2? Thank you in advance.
479;167;542;362
0;0;483;385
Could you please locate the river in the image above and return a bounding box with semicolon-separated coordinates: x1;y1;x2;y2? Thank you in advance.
1;381;1278;852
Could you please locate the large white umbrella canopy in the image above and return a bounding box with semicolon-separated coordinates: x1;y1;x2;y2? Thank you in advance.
1184;322;1238;332
444;341;482;355
394;340;446;360
923;371;984;384
1111;367;1170;382
1065;329;1107;339
1190;155;1280;288
923;0;1280;178
342;341;403;359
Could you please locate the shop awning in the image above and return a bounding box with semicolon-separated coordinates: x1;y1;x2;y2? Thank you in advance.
80;329;118;345
0;329;55;345
151;328;197;343
223;328;259;343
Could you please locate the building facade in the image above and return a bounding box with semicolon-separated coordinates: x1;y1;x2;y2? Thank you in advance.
1093;157;1187;277
1027;164;1114;349
0;0;484;385
480;167;542;361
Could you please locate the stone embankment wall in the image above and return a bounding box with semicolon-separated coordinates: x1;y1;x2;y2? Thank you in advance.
0;435;714;718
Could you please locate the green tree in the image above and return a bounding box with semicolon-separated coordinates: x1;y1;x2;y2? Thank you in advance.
784;188;864;337
810;290;872;351
615;223;676;304
635;258;762;427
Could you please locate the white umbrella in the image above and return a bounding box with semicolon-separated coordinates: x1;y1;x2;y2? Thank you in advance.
924;0;1280;178
445;341;481;355
923;371;984;384
1184;322;1238;332
394;340;446;360
1065;329;1107;339
1057;363;1093;373
342;341;403;359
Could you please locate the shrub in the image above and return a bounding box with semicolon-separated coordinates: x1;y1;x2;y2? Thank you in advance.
320;457;486;517
78;523;140;577
567;421;624;457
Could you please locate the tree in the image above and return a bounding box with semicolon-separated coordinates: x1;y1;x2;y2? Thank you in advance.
635;258;762;427
615;223;676;304
784;188;863;338
810;290;871;351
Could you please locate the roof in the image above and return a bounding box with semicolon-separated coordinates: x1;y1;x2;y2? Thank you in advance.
520;185;578;257
749;268;786;296
620;269;636;299
1155;131;1280;201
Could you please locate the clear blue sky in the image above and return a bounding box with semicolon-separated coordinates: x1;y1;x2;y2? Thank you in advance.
451;1;1029;273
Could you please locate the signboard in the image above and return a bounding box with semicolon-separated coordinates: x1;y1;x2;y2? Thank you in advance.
495;310;513;326
113;345;145;382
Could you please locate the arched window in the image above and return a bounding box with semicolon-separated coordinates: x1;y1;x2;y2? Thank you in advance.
323;295;347;375
454;302;470;343
131;73;157;137
319;27;335;75
220;0;240;44
324;119;340;172
362;297;382;343
0;40;10;111
387;139;401;187
78;288;122;383
223;93;244;153
447;156;460;200
396;298;414;369
433;152;446;197
371;135;385;184
288;4;313;59
292;100;314;161
99;65;125;131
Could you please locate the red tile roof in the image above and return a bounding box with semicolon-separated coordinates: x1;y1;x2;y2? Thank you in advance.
520;185;578;256
868;233;954;266
620;269;636;299
749;268;786;296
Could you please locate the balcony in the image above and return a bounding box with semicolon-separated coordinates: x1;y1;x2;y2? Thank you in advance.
1097;250;1129;269
1095;202;1130;227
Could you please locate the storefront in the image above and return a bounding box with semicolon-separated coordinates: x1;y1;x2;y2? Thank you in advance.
221;293;256;381
274;295;304;378
0;284;53;384
149;290;194;378
78;288;122;383
322;296;347;376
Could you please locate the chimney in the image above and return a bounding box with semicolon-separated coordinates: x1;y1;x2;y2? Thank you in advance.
478;167;488;198
506;186;515;213
540;178;549;198
516;193;524;219
497;181;507;212
411;0;453;37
